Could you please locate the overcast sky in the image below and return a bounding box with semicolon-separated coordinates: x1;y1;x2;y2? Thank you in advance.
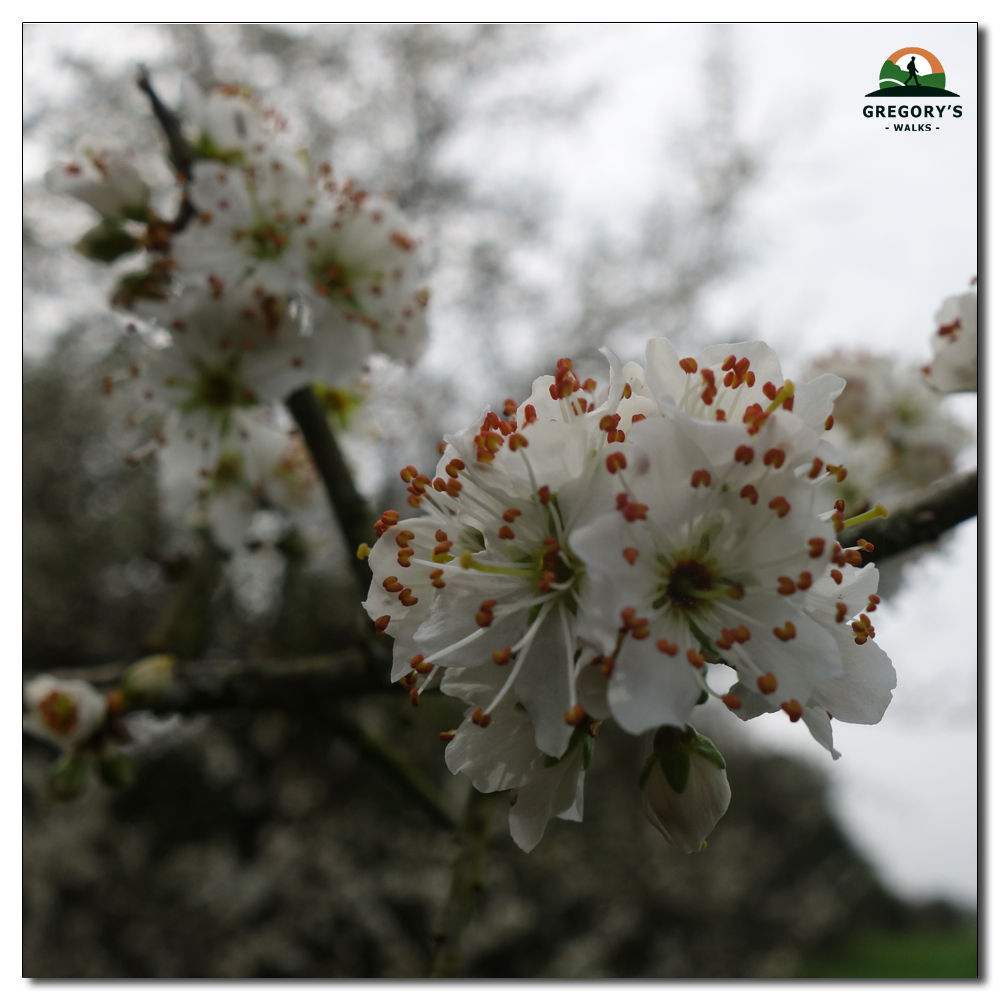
21;22;979;906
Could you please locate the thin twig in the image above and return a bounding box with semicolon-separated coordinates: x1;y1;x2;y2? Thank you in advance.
430;787;494;976
838;469;978;565
327;708;456;831
286;385;376;590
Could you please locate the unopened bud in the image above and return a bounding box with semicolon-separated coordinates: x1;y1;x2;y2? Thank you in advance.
121;654;176;706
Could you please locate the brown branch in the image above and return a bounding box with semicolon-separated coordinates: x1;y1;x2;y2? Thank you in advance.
286;385;376;590
430;788;495;976
838;469;978;565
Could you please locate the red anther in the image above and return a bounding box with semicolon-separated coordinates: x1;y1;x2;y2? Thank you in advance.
734;625;750;643
437;440;448;455
835;602;848;623
622;383;633;399
857;538;875;553
657;639;679;656
781;699;803;723
498;525;515;540
679;357;699;374
606;452;627;473
727;583;746;601
399;590;419;607
483;411;501;431
633;413;647;423
548;384;560;400
538;570;557;592
808;537;826;558
734;445;754;465
497;420;512;436
433;477;447;492
701;386;718;406
833;500;846;514
724;370;735;388
382;510;400;526
482;433;503;453
769;496;791;518
716;631;733;650
621;607;637;628
721;694;742;712
716;409;727;422
823;414;835;433
374;520;386;538
859;613;872;628
400;466;418;483
475;609;494;627
397;548;414;567
740;485;759;505
808;457;825;479
691;469;712;488
599;656;616;678
757;672;778;695
721;354;737;371
564;703;586;726
632;620;651;640
797;572;813;591
866;594;881;613
508;433;529;451
609;428;626;443
435;530;449;543
479;713;492;728
509;793;518;806
523;404;537;425
433;541;453;555
445;459;465;477
446;479;463;498
502;398;518;416
538;485;551;504
542;536;559;552
583;378;597;392
413;474;431;491
830;569;844;585
701;368;717;385
777;576;796;595
734;357;750;377
439;730;456;743
763;448;786;469
762;382;778;401
745;372;756;388
395;531;415;547
599;414;621;432
853;633;868;645
620;500;648;522
409;688;420;707
623;547;639;565
383;576;404;594
774;621;797;642
843;550;862;567
687;649;706;669
430;569;446;589
781;395;794;411
493;647;512;665
374;615;391;635
471;708;490;727
616;492;629;510
827;464;848;483
411;654;433;674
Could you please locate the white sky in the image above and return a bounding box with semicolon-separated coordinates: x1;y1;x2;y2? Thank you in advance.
19;22;981;907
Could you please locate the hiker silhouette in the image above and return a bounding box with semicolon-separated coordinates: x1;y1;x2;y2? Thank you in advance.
904;56;920;86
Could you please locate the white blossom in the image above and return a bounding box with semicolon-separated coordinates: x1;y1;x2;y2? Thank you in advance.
45;136;149;222
924;289;978;393
24;676;107;751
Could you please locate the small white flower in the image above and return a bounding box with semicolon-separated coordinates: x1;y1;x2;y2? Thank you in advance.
924;289;977;393
24;676;107;751
45;136;149;222
640;725;731;853
181;81;283;165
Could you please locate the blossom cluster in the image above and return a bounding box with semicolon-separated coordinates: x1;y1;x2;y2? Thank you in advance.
363;340;896;851
923;284;977;393
47;83;431;589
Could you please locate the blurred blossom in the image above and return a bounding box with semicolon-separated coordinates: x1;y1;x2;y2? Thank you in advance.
23;675;108;751
923;287;978;394
365;338;894;850
805;351;971;515
45;135;150;222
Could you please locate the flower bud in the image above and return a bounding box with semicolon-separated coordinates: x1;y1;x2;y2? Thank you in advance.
639;725;731;853
23;676;107;751
121;654;176;706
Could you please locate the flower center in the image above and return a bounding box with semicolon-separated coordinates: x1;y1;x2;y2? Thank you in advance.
310;254;363;308
38;691;80;735
185;362;257;414
666;559;714;610
247;221;290;260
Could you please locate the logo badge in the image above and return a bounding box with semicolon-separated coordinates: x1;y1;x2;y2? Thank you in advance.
865;47;959;97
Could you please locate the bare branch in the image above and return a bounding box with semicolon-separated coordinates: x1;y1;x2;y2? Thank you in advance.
286;385;376;590
838;470;978;564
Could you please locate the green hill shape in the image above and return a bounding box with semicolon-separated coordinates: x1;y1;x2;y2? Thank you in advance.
878;59;946;91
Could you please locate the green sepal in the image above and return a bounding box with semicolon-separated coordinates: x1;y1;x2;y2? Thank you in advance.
660;744;691;794
691;734;727;770
582;735;594;771
47;754;89;802
696;689;709;705
75;221;139;263
98;752;136;789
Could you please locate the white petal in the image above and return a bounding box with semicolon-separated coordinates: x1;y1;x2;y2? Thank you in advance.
508;748;586;852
